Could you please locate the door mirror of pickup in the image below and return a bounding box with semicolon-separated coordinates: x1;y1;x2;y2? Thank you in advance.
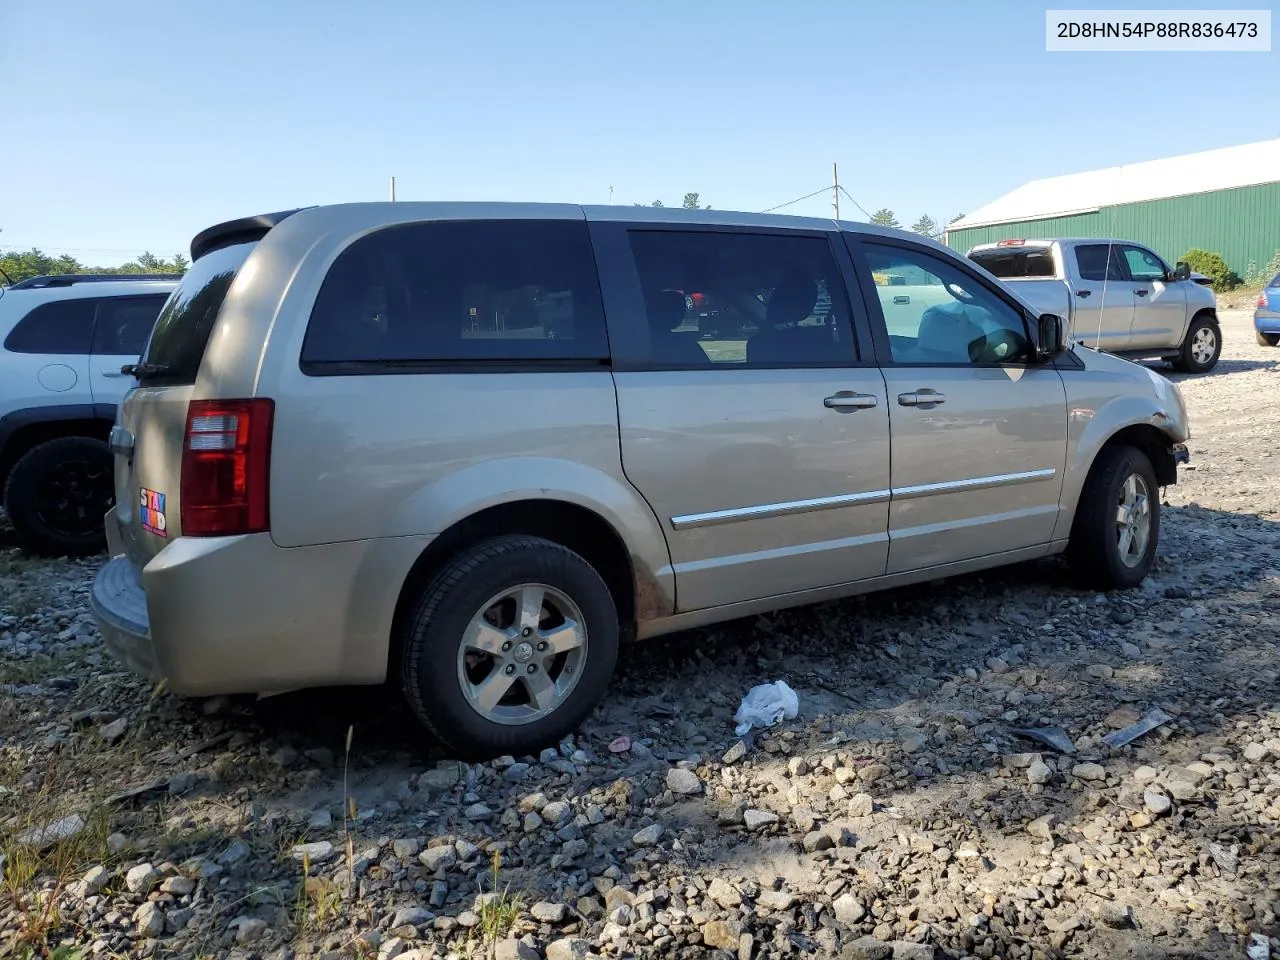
1034;313;1066;360
1172;261;1192;282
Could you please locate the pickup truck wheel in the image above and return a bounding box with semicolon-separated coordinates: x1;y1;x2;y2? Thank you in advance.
1067;445;1159;590
1257;331;1279;347
1172;316;1221;373
399;535;619;760
3;437;113;557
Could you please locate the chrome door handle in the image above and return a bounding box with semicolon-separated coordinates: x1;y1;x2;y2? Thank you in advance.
898;389;946;408
824;392;878;411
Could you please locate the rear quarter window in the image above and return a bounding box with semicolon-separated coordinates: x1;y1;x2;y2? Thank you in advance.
300;219;609;369
3;298;96;354
139;241;257;386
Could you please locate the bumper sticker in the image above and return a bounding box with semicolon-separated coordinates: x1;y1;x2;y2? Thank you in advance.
140;487;167;537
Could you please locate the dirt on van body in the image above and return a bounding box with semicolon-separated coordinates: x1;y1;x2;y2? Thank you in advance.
2;309;1279;960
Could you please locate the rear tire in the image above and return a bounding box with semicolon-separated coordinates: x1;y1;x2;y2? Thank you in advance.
3;437;113;557
399;535;619;760
1067;445;1159;591
1257;331;1279;347
1172;315;1221;373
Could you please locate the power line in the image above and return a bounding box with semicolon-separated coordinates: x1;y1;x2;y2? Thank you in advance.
759;187;831;214
837;185;873;221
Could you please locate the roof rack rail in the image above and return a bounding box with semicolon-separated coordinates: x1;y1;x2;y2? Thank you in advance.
190;208;309;262
8;273;181;290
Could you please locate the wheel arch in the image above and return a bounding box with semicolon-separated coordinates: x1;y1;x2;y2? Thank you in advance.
0;405;115;498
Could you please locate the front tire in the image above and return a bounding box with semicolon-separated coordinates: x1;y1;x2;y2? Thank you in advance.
399;535;619;760
1257;331;1279;347
1172;315;1221;373
1067;445;1160;590
3;437;113;557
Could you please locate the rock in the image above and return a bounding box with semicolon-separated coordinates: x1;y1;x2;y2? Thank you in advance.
632;824;663;847
803;830;834;853
1132;765;1159;783
1144;788;1173;815
494;940;540;960
848;793;875;818
842;936;894;959
456;910;481;928
722;741;747;765
888;944;936;960
703;919;745;950
80;865;111;896
418;762;463;792
1164;766;1206;800
834;893;867;925
464;802;494;821
707;877;742;908
545;938;594;960
541;801;572;825
1243;742;1270;762
1087;664;1114;679
523;812;544;833
291;841;335;863
744;809;779;830
391;906;433;929
392;838;421;859
1028;814;1056;839
531;901;568;924
125;862;160;894
1105;705;1142;728
161;876;196;896
858;763;890;783
1072;762;1107;782
419;845;457;871
17;813;86;846
218;838;251;865
1027;758;1052;785
308;810;333;829
100;717;129;743
503;762;532;783
666;767;703;796
234;917;269;943
757;889;798;911
133;901;165;937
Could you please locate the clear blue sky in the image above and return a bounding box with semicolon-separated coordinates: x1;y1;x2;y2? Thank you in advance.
2;0;1277;265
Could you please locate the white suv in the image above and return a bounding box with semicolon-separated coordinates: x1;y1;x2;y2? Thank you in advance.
0;273;178;555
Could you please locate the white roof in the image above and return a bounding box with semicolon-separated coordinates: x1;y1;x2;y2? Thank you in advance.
951;138;1280;231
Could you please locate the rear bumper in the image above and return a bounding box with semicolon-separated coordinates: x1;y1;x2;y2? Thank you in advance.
1255;309;1280;333
90;507;433;697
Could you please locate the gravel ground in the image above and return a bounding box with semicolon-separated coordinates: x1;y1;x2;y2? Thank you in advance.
2;309;1278;960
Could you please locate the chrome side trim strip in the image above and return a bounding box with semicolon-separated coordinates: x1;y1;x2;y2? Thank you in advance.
670;489;892;530
893;468;1057;501
669;468;1057;530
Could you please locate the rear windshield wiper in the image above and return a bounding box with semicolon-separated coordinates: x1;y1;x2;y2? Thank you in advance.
120;362;170;378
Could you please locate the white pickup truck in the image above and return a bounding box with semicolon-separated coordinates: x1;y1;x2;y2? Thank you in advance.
967;238;1221;374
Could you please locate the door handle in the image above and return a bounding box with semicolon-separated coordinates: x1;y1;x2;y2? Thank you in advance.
898;389;946;408
1076;289;1092;298
1134;288;1149;297
824;392;878;410
101;370;128;378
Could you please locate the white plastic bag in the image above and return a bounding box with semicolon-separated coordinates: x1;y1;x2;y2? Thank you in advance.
734;680;799;736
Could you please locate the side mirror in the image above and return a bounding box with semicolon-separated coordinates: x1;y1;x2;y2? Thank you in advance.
1173;261;1191;282
1035;313;1066;360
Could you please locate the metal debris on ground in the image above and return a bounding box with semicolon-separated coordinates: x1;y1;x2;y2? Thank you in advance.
1100;707;1173;749
1010;726;1077;754
1247;932;1272;960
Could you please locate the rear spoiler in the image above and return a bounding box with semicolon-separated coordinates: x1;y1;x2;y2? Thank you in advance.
189;208;312;262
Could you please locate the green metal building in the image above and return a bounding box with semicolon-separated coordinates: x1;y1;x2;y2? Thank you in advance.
945;138;1280;280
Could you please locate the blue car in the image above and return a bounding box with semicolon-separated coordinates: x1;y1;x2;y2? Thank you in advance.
1257;271;1280;346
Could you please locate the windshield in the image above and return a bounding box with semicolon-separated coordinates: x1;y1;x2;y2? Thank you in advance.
969;247;1056;278
138;241;257;386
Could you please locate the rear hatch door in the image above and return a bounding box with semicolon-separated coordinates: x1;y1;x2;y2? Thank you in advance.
113;240;259;568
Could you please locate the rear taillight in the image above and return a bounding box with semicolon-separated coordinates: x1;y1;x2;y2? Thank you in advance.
180;399;274;537
1260;293;1269;308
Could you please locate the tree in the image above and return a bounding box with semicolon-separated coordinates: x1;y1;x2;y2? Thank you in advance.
632;192;709;209
1179;248;1239;291
870;209;899;228
910;214;939;239
2;247;188;284
949;213;965;224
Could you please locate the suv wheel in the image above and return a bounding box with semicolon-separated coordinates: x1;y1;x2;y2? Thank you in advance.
1172;316;1221;373
1257;331;1279;347
1067;445;1159;590
400;535;619;759
3;437;114;557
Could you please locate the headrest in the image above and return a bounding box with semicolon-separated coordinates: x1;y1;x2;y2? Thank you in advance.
917;303;983;361
646;289;688;334
767;274;817;327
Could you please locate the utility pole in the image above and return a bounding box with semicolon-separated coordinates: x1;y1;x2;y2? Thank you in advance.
389;176;396;202
832;162;840;221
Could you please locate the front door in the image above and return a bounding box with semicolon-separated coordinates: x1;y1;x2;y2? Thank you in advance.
88;295;170;406
1120;244;1188;350
597;223;891;612
853;237;1069;575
